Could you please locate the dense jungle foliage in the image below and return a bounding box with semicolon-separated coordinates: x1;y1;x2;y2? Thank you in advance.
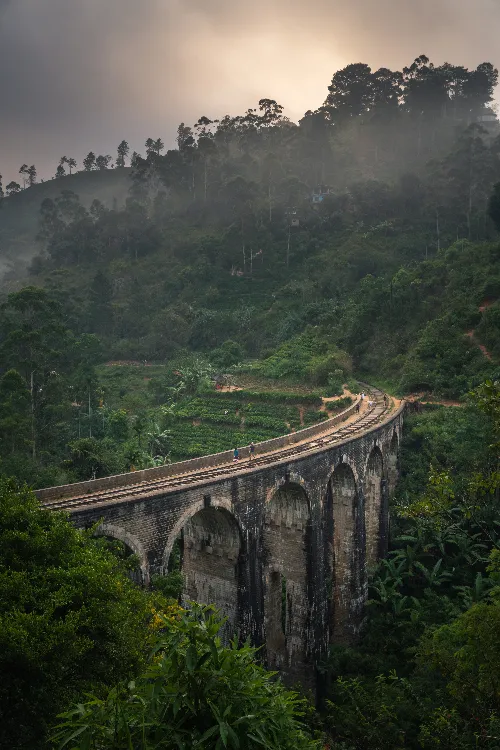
1;54;500;749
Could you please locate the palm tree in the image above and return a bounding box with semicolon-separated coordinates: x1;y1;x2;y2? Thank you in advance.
153;138;164;156
68;157;77;174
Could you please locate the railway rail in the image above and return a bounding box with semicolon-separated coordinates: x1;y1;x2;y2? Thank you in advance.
40;387;393;513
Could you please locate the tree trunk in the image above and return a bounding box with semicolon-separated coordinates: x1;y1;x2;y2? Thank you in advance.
30;370;36;460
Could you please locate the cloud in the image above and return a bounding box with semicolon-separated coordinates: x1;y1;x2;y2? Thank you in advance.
0;0;498;184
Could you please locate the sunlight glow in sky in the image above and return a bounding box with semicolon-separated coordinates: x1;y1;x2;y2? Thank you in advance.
0;0;498;183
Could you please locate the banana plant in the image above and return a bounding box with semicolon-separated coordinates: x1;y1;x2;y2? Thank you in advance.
392;544;421;577
454;571;493;607
448;531;488;566
146;423;172;456
414;558;452;588
378;555;407;587
368;577;402;607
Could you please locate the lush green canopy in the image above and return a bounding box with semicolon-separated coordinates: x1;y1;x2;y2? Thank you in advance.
0;480;157;749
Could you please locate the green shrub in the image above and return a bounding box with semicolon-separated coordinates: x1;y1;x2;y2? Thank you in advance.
151;571;184;600
210;339;245;369
256;329;352;384
0;480;159;750
55;604;320;750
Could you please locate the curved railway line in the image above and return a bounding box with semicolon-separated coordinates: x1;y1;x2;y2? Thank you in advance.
40;386;394;513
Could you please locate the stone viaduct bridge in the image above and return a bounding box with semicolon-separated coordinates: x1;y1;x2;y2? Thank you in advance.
36;388;404;690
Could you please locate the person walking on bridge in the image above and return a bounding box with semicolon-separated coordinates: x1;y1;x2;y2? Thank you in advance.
249;442;255;460
233;447;240;461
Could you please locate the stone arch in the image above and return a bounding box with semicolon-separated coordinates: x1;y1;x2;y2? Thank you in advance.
265;471;310;504
387;430;399;497
327;462;363;643
324;455;360;499
162;497;234;571
363;446;384;568
95;523;149;586
165;503;243;642
262;481;311;685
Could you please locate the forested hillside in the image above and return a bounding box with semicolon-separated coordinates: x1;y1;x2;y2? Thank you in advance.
2;56;499;386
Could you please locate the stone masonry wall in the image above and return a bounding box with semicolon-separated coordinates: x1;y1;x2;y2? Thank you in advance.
64;405;404;691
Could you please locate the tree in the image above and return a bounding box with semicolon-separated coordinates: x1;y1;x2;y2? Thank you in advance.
55;164;65;179
437;123;496;239
19;163;29;187
56;189;87;223
0;287;74;458
82;151;96;171
371;67;403;112
6;181;21;195
0;369;31;455
194;115;214;139
324;63;375;119
197;135;218;200
27;164;37;186
402;56;451;117
210;339;245;368
0;173;3;201
65;436;112;479
88;270;113;333
130;150;142;168
177;122;195;150
95;154;112;170
0;479;159;750
462;62;499;113
116;139;129;167
258;98;285;127
55;604;320;750
488;183;500;232
67;157;77;174
153;137;164;155
418;592;500;744
89;197;106;220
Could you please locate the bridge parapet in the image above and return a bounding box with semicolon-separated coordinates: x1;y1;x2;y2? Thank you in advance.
35;396;361;503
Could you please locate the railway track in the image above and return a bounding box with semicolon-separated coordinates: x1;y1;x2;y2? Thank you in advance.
41;387;391;513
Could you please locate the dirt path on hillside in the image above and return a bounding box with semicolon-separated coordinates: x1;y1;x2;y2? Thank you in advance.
464;299;496;362
105;360;154;367
406;393;463;407
466;330;492;361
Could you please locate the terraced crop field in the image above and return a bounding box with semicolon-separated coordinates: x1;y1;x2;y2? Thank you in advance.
95;364;352;463
169;393;332;461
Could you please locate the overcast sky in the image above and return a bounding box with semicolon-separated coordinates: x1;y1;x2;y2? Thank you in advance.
1;0;499;184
